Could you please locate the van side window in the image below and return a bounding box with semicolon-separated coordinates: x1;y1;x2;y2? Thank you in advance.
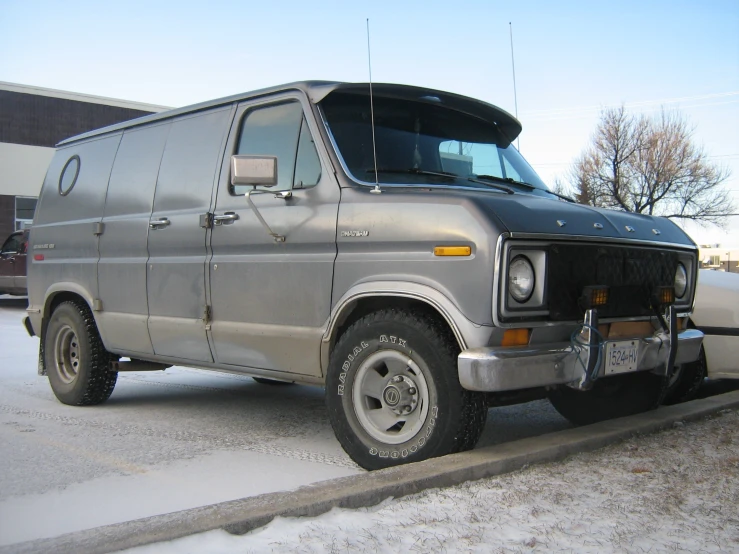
234;102;303;193
293;117;321;188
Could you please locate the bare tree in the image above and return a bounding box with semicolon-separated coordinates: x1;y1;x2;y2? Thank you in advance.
570;106;733;226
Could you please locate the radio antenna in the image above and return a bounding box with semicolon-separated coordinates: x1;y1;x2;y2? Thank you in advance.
509;22;520;151
366;18;382;194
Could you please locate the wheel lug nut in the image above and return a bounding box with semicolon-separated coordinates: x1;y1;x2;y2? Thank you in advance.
393;376;403;383
408;387;416;395
404;405;411;413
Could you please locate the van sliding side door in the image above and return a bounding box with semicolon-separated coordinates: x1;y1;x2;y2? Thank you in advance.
146;107;233;363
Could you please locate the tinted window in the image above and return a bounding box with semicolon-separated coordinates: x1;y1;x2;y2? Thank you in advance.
235;102;303;193
1;234;21;253
293;117;321;188
321;92;550;192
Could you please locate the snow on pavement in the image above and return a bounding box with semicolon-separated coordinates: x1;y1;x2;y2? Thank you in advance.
127;410;739;553
0;297;573;546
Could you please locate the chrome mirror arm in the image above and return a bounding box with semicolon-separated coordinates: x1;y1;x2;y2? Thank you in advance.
245;189;286;243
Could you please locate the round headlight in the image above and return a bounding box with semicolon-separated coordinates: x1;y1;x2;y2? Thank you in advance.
675;263;688;299
509;256;535;303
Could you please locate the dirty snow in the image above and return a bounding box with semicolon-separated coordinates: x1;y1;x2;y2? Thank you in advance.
128;410;739;553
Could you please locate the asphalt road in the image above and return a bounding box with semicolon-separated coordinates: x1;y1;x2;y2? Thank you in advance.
0;296;580;546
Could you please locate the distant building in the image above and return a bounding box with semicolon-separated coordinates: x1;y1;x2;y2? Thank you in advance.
0;82;169;237
698;244;739;273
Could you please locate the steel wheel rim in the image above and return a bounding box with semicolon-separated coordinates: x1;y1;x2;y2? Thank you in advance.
54;324;81;384
352;349;430;445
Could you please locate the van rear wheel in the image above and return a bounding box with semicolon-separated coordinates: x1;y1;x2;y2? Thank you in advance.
326;309;487;470
45;301;117;406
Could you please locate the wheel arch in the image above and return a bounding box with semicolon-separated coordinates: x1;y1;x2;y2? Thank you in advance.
320;281;493;377
39;284;98;373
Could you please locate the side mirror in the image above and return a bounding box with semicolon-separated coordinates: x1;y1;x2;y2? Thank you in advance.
231;155;278;189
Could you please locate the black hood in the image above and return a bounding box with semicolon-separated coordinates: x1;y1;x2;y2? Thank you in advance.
472;193;696;247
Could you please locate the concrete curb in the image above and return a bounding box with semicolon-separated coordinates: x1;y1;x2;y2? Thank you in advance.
5;390;739;554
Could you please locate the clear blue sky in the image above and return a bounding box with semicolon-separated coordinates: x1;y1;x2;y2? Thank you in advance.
2;0;737;244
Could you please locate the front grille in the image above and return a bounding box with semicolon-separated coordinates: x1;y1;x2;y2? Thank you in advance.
547;243;678;321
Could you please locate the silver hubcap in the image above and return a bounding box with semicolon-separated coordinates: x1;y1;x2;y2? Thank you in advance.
53;324;81;384
352;350;430;444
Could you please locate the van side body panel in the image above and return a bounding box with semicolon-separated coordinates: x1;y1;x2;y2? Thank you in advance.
29;134;123;318
96;121;172;354
145;106;233;362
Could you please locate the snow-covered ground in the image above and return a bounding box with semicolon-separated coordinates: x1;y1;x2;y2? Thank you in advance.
127;409;739;553
0;296;575;546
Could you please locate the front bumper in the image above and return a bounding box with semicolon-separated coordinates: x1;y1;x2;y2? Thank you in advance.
458;308;704;392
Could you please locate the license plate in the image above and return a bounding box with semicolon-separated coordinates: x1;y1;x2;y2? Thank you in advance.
604;340;639;375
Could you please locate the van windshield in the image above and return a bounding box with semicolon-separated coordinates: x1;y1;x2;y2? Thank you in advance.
320;91;550;193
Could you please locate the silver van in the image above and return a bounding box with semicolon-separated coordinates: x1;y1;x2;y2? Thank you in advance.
25;81;703;470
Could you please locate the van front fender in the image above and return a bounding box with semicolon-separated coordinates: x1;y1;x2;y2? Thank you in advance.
320;281;494;376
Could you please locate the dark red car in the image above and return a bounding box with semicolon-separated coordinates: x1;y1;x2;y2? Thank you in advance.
0;230;29;296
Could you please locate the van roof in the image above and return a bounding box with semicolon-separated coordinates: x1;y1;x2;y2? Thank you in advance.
57;81;522;146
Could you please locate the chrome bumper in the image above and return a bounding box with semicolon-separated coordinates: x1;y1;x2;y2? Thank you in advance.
458;309;704;392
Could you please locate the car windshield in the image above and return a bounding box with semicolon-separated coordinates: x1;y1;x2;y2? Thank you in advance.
320;91;550;193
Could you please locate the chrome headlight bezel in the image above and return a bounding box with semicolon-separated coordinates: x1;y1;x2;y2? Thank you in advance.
500;245;549;317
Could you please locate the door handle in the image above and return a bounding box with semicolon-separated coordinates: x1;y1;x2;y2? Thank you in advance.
213;212;240;225
149;218;171;229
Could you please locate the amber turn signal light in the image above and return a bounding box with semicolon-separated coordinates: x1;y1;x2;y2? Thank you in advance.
655;286;675;305
434;246;471;257
502;328;531;347
581;286;609;309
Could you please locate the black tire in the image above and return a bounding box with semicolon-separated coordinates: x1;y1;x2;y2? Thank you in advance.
44;301;117;406
663;346;707;405
252;377;295;386
326;309;487;470
548;371;668;426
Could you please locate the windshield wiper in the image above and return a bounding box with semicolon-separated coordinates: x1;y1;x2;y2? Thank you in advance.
367;168;458;180
474;174;535;189
472;175;575;202
466;175;515;194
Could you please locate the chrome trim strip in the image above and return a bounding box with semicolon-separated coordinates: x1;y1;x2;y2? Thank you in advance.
324;290;468;350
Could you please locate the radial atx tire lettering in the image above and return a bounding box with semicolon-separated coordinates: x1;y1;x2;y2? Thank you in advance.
547;370;668;426
325;308;487;470
45;301;117;406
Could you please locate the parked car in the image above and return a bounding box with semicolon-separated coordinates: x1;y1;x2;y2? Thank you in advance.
0;230;29;296
664;269;739;404
25;81;703;470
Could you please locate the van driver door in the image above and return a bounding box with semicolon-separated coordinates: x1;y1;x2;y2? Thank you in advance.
208;93;339;375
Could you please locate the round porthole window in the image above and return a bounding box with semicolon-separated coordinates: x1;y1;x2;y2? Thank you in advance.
59;155;81;196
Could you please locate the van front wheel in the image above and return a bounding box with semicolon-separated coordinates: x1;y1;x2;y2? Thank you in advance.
326;309;487;470
45;301;117;406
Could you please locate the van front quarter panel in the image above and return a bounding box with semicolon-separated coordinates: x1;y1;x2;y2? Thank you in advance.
331;187;506;341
